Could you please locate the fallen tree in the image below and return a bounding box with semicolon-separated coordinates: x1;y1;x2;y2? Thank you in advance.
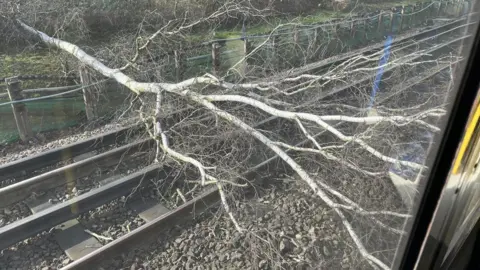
11;3;461;268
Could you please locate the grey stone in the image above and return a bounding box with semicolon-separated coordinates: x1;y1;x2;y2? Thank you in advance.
323;246;331;257
258;260;268;269
280;239;292;254
175;238;183;244
232;236;241;248
185;259;193;269
171;252;180;261
231;251;242;261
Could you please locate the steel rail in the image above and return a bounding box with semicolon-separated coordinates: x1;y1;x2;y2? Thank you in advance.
0;32;459;266
0;123;143;182
0;164;172;250
177;31;468;136
62;63;457;268
254;17;470;84
0;138;155;208
2;17;461;186
62;127;316;270
62;66;453;268
0;16;467;262
170;18;470;132
123;18;468;129
307;34;469;103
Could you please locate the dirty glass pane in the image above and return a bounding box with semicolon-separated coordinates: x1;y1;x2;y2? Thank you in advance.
0;1;478;269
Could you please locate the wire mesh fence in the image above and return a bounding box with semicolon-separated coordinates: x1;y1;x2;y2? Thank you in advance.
0;0;468;144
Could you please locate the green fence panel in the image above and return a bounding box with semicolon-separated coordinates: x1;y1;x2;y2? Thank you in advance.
352;20;368;48
263;38;278;74
412;3;421;26
324;22;346;56
437;1;446;17
444;0;454;17
161;55;177;82
302;27;319;63
309;26;329;61
416;2;426;23
392;6;403;34
365;14;381;42
418;2;429;24
274;34;290;70
403;5;413;29
425;1;435;20
337;21;351;43
248;37;273;78
0;109;19;144
2;0;460;145
421;2;430;20
462;1;471;16
0;97;84;144
428;1;437;18
0;79;135;145
184;45;212;78
423;1;434;20
450;0;463;17
378;12;391;35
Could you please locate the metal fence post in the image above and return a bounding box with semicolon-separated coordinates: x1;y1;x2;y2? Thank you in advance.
293;27;299;45
399;6;405;32
437;1;444;17
211;42;221;75
377;11;384;32
350;19;356;38
79;66;98;121
271;35;279;70
6;77;33;141
390;8;395;33
242;38;253;79
174;50;185;82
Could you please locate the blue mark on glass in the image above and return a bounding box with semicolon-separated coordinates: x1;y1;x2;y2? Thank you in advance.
368;36;393;109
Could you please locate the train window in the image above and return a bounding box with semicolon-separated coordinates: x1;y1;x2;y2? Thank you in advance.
0;1;479;269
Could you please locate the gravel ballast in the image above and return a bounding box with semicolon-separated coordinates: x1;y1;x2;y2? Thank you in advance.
0;117;139;165
0;187;149;269
0;151;152;228
0;231;69;270
98;173;406;270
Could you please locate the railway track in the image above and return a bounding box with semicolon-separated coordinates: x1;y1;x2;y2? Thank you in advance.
183;16;471;133
0;14;471;270
292;18;470;103
257;16;470;83
67;64;456;269
0;123;144;184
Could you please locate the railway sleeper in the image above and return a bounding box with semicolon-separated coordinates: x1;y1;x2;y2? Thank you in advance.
0;123;143;182
0;164;175;256
0;138;155;208
22;189;171;261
